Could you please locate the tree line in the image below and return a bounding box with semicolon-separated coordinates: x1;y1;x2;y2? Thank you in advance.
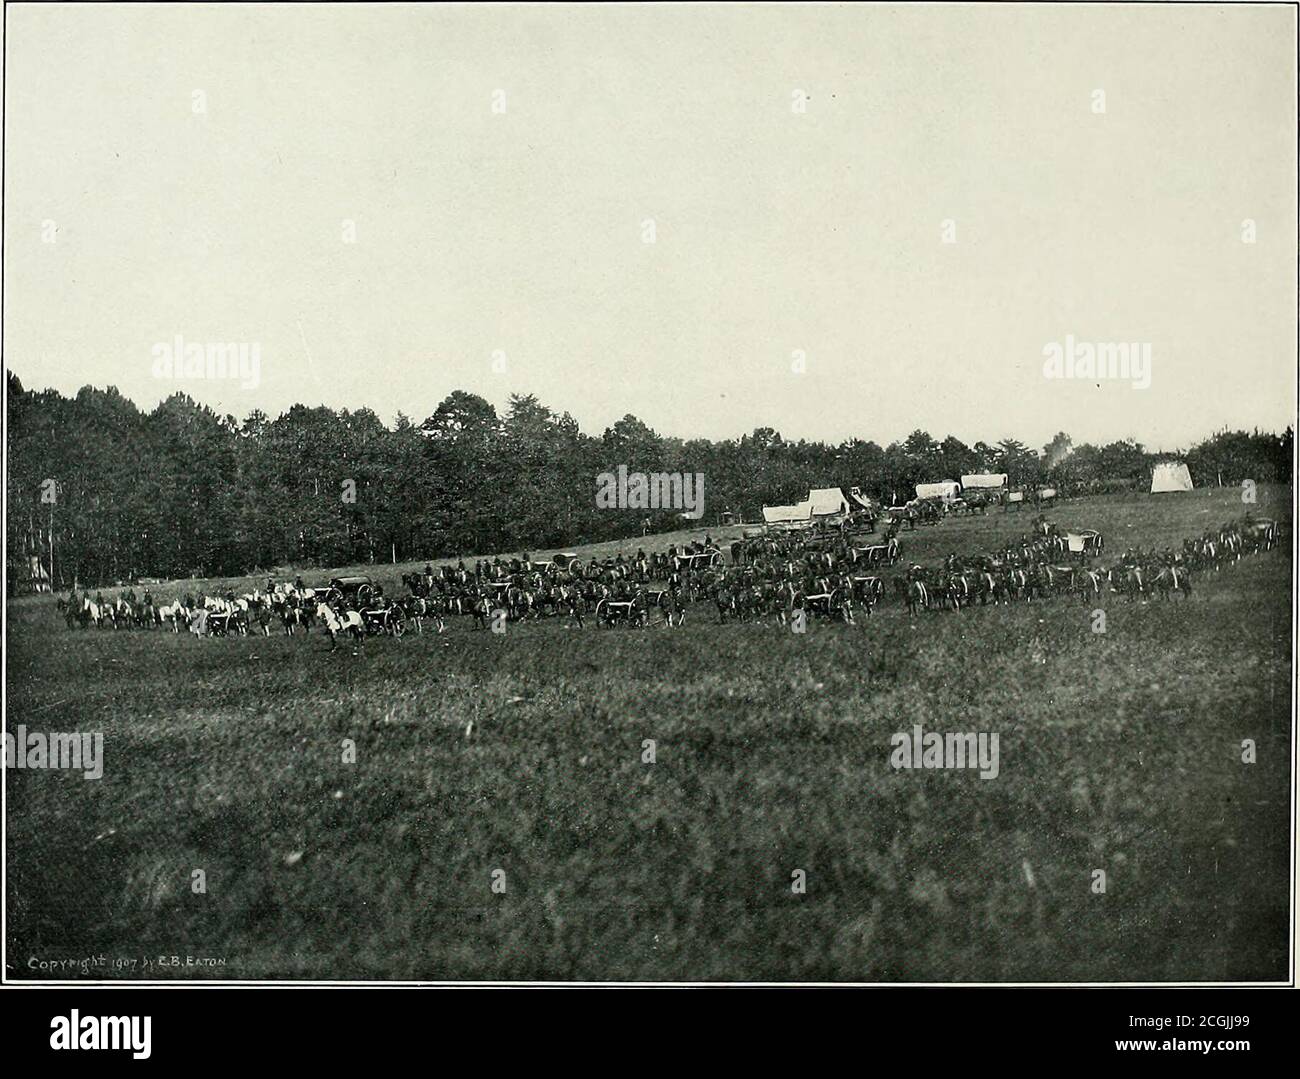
5;371;1292;588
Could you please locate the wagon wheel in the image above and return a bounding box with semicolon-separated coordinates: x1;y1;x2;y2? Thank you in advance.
357;584;375;604
594;598;608;626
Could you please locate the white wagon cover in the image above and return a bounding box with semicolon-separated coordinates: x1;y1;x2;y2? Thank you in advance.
960;473;1008;490
915;481;960;501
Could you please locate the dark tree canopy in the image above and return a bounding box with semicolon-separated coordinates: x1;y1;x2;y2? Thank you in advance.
6;371;1291;587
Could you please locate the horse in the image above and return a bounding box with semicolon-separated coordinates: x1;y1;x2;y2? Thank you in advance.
850;575;884;616
904;578;929;616
253;603;274;636
157;599;189;631
397;595;425;634
1075;569;1106;605
552;585;586;628
400;572;429;598
974;569;1007;606
712;583;739;624
1245;518;1278;553
316;602;365;649
505;583;533;622
1004;567;1033;603
1039;564;1075;599
279;599;305;635
1109;565;1149;602
418;594;451;634
465;591;492;630
1152;565;1193;600
62;598;88;629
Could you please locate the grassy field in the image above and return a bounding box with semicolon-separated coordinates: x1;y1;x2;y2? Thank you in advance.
5;485;1293;981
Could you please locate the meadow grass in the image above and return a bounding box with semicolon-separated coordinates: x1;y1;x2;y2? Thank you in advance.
5;485;1291;980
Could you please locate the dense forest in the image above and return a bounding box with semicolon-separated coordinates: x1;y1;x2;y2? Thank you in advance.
6;371;1292;588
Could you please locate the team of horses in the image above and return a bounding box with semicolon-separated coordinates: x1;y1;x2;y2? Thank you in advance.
56;511;1281;642
894;514;1276;615
55;544;721;644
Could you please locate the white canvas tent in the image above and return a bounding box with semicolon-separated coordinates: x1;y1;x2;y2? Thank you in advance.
1151;461;1193;494
960;473;1008;491
915;481;961;502
15;554;53;595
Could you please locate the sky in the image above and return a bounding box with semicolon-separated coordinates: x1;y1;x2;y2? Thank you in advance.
4;2;1296;452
